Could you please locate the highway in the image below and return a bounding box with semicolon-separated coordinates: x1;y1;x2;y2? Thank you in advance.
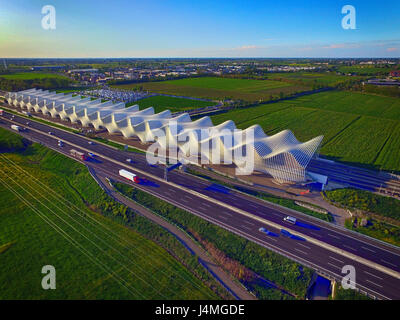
1;108;400;299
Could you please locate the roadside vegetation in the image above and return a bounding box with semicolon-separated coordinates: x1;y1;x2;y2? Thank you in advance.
0;72;72;91
0;127;28;152
345;217;400;247
333;284;372;300
0;127;221;299
113;181;315;299
324;188;400;247
324;188;400;222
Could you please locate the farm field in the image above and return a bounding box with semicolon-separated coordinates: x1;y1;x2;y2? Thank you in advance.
0;128;217;299
113;77;309;102
287;90;400;121
337;66;392;76
267;72;362;87
0;72;70;80
131;95;216;113
211;90;400;172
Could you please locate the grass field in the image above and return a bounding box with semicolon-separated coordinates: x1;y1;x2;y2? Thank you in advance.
0;72;70;80
211;90;400;172
113;77;309;102
0;128;217;299
133;95;216;113
337;66;392;76
267;72;362;87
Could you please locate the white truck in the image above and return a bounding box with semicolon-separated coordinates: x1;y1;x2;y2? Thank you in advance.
119;169;140;183
11;124;21;132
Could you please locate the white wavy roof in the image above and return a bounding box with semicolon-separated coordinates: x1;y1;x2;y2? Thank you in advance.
6;88;323;182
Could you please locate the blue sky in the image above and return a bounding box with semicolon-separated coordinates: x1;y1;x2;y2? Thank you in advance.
1;0;399;57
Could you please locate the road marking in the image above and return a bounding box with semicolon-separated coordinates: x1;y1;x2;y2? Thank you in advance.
219;215;228;220
329;256;345;264
361;246;376;253
221;211;233;217
270;212;282;217
296;243;311;250
365;279;383;288
364;271;383;280
310;232;321;238
294;248;308;255
203;203;211;208
243;220;255;226
327;262;342;270
328;233;341;240
343;244;357;252
381;259;397;268
241;225;252;231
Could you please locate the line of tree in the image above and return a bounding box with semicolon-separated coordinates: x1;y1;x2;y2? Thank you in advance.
0;77;71;91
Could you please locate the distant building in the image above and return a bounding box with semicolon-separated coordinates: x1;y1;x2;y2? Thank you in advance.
390;70;400;77
31;66;65;71
68;69;99;74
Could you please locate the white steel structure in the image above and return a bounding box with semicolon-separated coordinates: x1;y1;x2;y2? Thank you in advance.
5;89;323;182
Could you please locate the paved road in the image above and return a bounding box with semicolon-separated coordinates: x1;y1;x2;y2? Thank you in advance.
1;108;400;299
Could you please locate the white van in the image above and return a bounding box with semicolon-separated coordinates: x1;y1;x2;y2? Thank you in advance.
283;216;297;224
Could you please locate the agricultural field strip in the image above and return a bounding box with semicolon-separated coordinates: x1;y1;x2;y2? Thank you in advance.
0;172;144;298
0;165;172;299
0;154;215;299
211;90;400;171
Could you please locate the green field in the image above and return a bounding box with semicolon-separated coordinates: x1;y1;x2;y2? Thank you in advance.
267;72;362;87
114;77;309;102
211;90;400;172
0;72;69;80
337;66;392;76
0;128;217;299
133;95;216;113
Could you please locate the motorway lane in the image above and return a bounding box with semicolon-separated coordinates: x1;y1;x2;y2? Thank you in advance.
2;110;400;270
2;117;400;299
